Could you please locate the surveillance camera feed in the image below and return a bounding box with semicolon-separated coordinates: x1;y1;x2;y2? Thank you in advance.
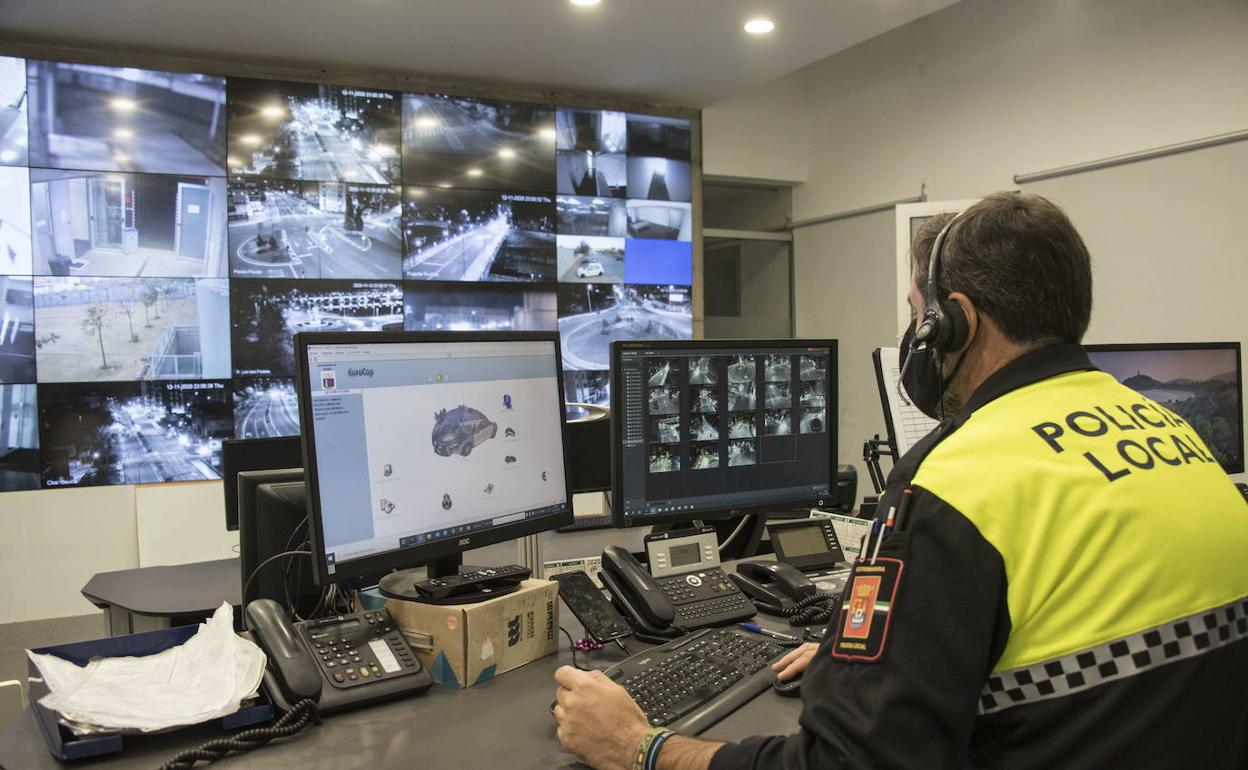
227;177;402;279
33;277;231;382
228;78;401;183
0;57;29;168
1086;344;1244;474
40;379;233;488
0;57;693;493
402;94;555;191
614;343;837;525
557;283;692;371
30;169;228;278
0;167;31;275
27;61;226;176
403;282;555;332
402;188;555;282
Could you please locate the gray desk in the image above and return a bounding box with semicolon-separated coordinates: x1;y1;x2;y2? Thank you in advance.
81;558;241;636
7;560;809;768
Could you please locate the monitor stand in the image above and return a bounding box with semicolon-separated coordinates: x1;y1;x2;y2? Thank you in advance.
378;554;530;605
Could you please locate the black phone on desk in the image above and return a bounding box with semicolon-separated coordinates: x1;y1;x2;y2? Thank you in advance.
552;571;633;643
245;599;432;714
731;561;816;610
600;527;755;633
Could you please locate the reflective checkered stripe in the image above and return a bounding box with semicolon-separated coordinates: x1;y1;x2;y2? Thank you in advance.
979;595;1248;715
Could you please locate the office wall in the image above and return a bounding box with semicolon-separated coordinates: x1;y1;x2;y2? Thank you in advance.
701;75;809;184
704;0;1248;485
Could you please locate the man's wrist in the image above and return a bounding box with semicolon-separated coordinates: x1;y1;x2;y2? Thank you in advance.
653;734;724;770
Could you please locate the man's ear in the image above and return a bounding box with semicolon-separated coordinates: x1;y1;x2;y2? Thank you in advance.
946;291;978;354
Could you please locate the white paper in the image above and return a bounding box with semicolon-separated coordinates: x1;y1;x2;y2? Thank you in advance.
876;347;940;456
28;602;266;733
810;510;873;559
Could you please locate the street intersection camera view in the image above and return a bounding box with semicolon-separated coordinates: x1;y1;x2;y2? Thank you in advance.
0;54;694;492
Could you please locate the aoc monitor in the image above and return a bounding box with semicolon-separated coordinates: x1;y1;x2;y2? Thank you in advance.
611;339;837;528
294;331;572;585
1086;342;1244;475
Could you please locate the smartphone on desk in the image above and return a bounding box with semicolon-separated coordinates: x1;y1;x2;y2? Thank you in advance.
245;599;432;714
552;571;633;643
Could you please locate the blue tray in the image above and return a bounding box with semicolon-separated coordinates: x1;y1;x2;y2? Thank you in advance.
27;625;273;761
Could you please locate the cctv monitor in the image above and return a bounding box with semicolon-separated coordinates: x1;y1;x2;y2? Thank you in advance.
222;436;303;531
1085;342;1244;474
565;403;611;494
236;468;313;610
294;331;572;588
611;339;838;527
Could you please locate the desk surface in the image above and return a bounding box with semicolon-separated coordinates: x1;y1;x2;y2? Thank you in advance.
10;560;809;769
80;558;241;616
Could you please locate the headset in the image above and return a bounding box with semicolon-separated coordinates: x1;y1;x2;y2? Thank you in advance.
912;213;970;354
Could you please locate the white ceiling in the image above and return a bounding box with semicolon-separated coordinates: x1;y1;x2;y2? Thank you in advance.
0;0;959;108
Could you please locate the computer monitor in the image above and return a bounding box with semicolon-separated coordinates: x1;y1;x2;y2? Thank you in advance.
1085;342;1244;474
236;468;318;612
294;331;573;587
222;436;303;531
611;339;838;527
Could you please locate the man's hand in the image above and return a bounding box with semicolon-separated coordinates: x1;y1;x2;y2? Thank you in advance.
553;665;651;770
772;642;819;681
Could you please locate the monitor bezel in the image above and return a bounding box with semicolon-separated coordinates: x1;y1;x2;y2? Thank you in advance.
610;338;839;528
294;330;574;586
222;435;303;531
1084;341;1244;475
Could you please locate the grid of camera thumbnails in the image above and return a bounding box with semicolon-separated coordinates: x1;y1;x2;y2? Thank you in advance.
643;352;830;486
0;53;693;493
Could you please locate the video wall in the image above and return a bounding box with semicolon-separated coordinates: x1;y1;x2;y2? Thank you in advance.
0;56;693;492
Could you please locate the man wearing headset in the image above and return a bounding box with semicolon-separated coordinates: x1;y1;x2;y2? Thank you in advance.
553;192;1248;769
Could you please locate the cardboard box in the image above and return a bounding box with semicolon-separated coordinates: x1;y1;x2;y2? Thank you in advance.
385;579;559;688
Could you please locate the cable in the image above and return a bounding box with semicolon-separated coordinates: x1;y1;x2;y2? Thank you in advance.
560;627;594;671
241;549;311;624
155;698;320;769
750;592;842;628
717;515;753;554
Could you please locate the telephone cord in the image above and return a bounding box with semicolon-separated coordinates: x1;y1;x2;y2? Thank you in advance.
154;698;320;769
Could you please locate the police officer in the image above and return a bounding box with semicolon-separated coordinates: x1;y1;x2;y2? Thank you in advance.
552;192;1248;770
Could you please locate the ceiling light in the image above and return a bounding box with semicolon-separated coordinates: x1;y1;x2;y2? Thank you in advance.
408;188;426;198
110;97;138;112
467;168;483;177
414;116;440;130
240;134;263;146
437;182;453;189
497;148;516;160
261;104;286;120
227;156;242;167
113;153;130;163
538;127;557;141
744;18;775;34
570;0;601;6
113;128;134;140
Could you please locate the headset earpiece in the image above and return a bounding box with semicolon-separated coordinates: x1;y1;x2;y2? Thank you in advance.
922;214;971;354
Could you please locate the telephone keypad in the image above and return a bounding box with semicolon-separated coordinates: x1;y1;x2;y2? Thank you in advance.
654;568;755;630
298;609;423;690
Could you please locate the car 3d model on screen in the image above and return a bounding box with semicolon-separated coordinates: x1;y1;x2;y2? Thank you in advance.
442;493;453;510
432;405;499;457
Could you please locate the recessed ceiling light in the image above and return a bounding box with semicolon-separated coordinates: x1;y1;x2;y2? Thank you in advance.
498;148;516;159
239;134;263;146
110;97;138;112
538;127;557;141
113;128;134;140
414;116;439;130
467;168;483;177
570;0;601;6
261;104;286;120
744;18;775;34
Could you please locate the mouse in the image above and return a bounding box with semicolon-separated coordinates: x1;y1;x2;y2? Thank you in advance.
772;672;803;697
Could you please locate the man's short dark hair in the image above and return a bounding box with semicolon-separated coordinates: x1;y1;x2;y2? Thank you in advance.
911;192;1093;344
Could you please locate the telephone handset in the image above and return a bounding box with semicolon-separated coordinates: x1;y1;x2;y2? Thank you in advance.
731;561;816;610
244;599;432;714
599;545;679;636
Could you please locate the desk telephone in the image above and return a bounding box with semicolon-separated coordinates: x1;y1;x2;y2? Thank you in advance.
599;527;755;635
245;599;432;714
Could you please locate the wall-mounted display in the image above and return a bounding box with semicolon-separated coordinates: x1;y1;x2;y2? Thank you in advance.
402;95;555;191
228;78;400;183
227;177;402;279
27;61;226;176
0;55;694;492
402;187;554;282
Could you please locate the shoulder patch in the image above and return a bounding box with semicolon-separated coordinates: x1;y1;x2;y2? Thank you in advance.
831;557;904;662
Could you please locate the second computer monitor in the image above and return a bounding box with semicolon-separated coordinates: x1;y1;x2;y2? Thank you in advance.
294;331;573;585
611;339;838;527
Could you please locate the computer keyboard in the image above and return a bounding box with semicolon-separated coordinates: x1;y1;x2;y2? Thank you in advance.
603;627;788;735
